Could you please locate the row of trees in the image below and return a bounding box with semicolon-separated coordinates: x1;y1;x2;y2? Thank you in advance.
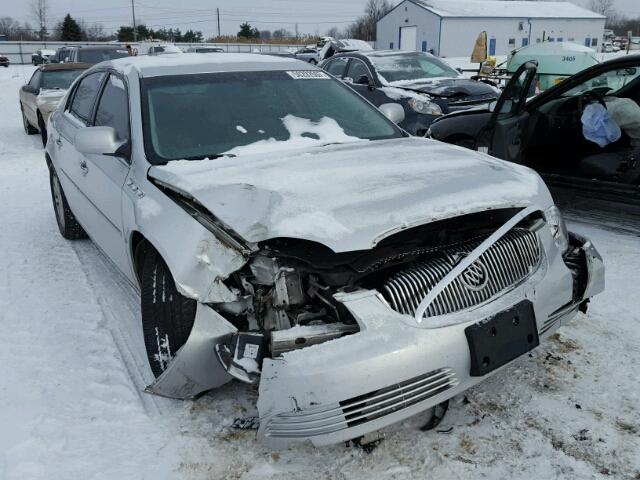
231;0;391;43
116;25;203;43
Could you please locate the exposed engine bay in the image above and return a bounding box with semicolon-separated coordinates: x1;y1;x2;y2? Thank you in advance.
210;208;539;382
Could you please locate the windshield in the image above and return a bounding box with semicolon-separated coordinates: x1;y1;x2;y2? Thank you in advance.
78;48;129;63
141;70;401;163
562;66;640;97
41;69;85;89
368;52;460;84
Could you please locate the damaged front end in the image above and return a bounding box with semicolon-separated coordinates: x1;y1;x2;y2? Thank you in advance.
145;202;604;448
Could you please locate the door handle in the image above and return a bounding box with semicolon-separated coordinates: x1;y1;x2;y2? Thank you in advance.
55;136;63;148
79;159;89;175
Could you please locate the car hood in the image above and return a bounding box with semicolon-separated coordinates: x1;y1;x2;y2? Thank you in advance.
148;137;551;252
391;77;498;99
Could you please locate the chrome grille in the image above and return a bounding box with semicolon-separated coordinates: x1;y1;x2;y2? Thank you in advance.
382;228;541;318
264;368;457;439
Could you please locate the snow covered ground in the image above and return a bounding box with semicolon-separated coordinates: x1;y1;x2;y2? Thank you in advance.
0;64;639;480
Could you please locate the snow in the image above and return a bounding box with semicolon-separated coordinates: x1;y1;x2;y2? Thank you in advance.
379;85;432;102
1;64;640;479
225;114;365;156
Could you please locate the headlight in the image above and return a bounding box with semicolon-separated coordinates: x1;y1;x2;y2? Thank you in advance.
545;206;569;253
407;98;443;116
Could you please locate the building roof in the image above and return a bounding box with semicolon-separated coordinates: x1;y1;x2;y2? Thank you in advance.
409;0;605;19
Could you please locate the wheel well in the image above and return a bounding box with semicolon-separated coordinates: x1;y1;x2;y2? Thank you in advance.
131;232;162;286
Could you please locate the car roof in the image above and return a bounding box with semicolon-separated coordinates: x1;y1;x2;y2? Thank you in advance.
102;52;317;78
39;62;92;71
69;45;126;51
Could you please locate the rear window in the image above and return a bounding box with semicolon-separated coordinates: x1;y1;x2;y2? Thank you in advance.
78;49;129;63
41;69;85;90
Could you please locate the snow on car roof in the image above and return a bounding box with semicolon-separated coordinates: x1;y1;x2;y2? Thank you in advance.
107;52;316;77
411;0;605;19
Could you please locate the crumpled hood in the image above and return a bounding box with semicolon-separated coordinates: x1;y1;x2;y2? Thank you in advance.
395;77;497;99
148;137;551;252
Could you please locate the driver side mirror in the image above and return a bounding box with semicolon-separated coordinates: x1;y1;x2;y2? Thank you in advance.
75;126;127;157
355;75;372;86
379;103;405;124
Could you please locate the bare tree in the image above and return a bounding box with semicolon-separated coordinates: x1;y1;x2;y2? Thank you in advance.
345;0;392;41
589;0;615;17
325;27;341;39
30;0;49;40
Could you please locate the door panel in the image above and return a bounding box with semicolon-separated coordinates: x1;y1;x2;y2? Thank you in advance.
483;61;537;164
55;71;107;235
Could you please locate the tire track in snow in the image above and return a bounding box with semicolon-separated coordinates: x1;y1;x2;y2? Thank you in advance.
69;241;176;416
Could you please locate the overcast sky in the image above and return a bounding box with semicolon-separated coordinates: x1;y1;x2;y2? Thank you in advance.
4;0;640;38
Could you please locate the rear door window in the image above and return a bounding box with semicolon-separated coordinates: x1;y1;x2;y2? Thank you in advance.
94;75;130;142
346;59;371;82
69;72;106;123
325;57;348;77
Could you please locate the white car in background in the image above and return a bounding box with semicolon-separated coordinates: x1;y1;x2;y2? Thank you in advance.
45;54;603;449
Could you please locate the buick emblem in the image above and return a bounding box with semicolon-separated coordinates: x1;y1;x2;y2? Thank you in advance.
460;261;489;291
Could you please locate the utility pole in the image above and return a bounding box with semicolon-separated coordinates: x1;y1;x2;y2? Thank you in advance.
217;8;221;37
131;0;138;42
295;23;298;39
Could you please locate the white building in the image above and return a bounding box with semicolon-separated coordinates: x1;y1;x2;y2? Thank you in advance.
376;0;606;57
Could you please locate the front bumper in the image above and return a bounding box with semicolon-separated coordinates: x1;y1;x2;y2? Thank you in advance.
257;232;604;449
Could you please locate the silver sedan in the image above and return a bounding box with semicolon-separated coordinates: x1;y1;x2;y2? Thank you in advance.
45;54;604;449
20;63;89;146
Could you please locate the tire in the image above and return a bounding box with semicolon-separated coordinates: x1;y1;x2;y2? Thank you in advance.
38;112;47;147
49;166;86;240
309;59;317;65
21;104;37;135
140;247;196;378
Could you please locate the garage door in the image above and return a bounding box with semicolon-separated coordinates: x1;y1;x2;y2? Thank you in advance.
400;26;417;51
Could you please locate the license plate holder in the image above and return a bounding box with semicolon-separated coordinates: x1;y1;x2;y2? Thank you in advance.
465;300;539;376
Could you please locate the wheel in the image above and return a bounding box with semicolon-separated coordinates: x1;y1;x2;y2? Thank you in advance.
49;166;86;240
309;59;317;65
452;138;477;150
21;104;37;135
140;247;196;377
38;112;47;147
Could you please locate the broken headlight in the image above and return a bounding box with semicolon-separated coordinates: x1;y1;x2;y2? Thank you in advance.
545;205;569;253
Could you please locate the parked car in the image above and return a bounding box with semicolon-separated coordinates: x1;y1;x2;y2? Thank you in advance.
185;46;225;53
427;55;640;209
293;46;320;64
321;50;500;135
50;47;70;64
137;42;184;55
31;49;56;65
0;55;8;67
63;45;130;64
20;62;90;146
45;54;603;449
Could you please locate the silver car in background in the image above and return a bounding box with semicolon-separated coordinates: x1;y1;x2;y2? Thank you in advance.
45;54;604;449
20;63;90;146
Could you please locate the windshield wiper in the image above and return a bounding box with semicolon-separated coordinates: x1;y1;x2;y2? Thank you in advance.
183;153;237;161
